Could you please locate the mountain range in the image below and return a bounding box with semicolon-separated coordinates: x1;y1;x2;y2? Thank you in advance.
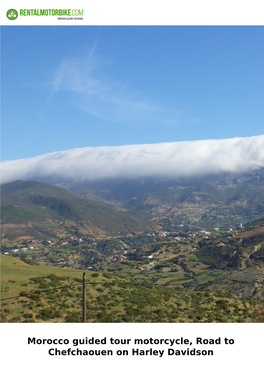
2;164;264;238
1;135;264;229
48;167;264;229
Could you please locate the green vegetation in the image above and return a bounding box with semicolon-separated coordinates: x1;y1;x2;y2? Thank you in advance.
2;179;264;323
1;180;153;240
1;256;264;323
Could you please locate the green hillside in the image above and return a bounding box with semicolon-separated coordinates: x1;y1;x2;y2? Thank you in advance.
1;255;264;323
1;180;153;240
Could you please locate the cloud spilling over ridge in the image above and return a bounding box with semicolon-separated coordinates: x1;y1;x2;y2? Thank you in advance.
1;135;264;185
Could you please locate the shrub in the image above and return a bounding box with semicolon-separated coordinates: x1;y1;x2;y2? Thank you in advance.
36;307;62;321
65;312;81;322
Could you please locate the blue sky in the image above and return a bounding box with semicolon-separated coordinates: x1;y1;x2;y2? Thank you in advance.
1;26;264;161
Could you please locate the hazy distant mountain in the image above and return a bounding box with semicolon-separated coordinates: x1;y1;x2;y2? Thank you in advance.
47;168;264;229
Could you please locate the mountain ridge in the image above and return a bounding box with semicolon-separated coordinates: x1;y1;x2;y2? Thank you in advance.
1;180;153;241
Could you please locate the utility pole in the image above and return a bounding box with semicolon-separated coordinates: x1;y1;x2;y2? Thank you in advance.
82;272;86;323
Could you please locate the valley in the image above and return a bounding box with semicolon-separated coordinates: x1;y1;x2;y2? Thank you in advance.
1;178;264;322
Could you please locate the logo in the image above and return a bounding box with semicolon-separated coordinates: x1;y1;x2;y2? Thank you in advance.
6;9;18;20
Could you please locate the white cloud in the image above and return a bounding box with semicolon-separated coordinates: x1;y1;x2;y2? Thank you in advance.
1;135;264;185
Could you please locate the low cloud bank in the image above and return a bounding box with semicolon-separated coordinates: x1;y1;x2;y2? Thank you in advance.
1;135;264;185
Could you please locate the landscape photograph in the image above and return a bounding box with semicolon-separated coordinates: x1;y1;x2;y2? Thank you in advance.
1;25;264;323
